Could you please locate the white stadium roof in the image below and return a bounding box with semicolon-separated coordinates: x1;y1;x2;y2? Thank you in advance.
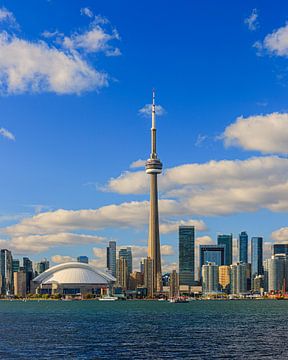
33;262;115;285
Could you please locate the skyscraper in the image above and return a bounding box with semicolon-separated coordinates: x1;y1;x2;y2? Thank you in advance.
179;226;195;286
145;91;163;294
116;257;129;290
230;262;247;295
238;231;248;263
218;265;230;293
107;241;116;277
202;263;219;294
267;254;287;292
23;257;33;294
0;249;13;295
251;237;263;280
77;256;88;264
119;248;132;275
12;259;20;273
217;234;233;265
200;245;225;271
35;259;50;275
144;257;154;298
273;244;288;256
169;270;179;298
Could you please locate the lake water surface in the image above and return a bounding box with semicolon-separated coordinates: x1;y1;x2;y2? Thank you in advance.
1;300;287;359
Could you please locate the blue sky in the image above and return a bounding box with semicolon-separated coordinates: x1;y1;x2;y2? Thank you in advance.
1;0;288;271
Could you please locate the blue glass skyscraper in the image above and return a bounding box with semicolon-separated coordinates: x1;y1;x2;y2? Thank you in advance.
238;231;248;263
251;237;263;279
217;234;233;265
179;226;195;286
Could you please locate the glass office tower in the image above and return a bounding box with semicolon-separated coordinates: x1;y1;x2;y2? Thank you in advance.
179;226;195;286
238;231;248;263
217;234;233;265
251;237;263;279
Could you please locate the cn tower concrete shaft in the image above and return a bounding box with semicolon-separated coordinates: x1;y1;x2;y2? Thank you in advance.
145;90;163;293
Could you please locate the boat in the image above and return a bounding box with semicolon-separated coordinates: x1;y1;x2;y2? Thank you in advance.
158;298;166;301
168;297;188;303
99;296;118;301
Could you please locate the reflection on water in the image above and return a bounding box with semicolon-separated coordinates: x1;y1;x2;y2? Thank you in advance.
1;300;288;359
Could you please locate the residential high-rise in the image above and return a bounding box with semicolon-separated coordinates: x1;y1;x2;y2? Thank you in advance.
219;265;230;293
14;270;26;297
267;254;287;293
202;262;219;294
77;256;88;264
145;91;163;294
273;244;288;256
251;237;263;280
116;257;129;290
217;234;233;265
200;245;225;271
238;231;248;263
144;257;154;298
107;241;116;277
169;270;179;298
179;226;195;286
0;249;13;295
119;248;132;275
35;259;50;275
230;262;247;295
23;257;33;294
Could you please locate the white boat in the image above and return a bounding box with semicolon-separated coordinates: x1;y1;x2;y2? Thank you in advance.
158;298;166;301
99;296;118;301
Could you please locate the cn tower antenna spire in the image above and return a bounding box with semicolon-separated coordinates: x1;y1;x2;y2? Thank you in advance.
151;89;157;159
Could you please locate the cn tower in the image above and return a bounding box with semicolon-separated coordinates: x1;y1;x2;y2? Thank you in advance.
145;90;163;293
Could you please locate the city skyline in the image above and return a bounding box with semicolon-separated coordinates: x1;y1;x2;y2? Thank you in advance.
1;1;288;271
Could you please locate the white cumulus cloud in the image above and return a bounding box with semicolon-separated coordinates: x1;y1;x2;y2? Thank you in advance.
256;23;288;57
0;8;120;95
223;113;288;154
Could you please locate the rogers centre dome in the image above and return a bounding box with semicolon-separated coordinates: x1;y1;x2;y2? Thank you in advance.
32;262;116;295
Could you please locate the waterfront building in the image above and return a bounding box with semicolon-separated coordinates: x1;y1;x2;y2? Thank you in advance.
273;244;288;256
253;275;264;293
217;234;233;265
200;245;225;272
202;262;219;294
14;270;26;297
119;248;132;275
35;259;50;275
116;257;129;290
218;265;230;293
12;259;20;273
162;273;170;287
263;259;269;292
144;257;154;298
267;254;287;293
23;257;33;294
0;249;13;295
230;262;247;295
129;271;143;290
179;226;195;286
251;237;263;281
107;241;116;277
238;231;248;263
33;262;115;296
145;91;163;294
169;270;179;298
77;256;88;264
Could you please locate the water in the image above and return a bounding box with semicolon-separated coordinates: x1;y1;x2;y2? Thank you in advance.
0;300;288;359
